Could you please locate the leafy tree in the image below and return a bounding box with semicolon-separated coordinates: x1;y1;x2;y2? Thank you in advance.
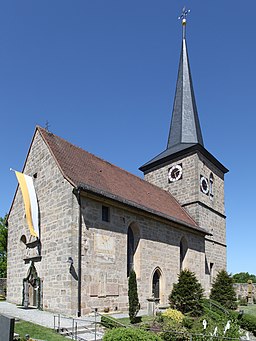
210;270;237;310
128;269;140;324
0;215;8;278
169;269;204;316
232;272;256;283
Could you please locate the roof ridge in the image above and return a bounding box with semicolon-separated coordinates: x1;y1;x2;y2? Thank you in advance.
36;126;199;229
37;126;172;193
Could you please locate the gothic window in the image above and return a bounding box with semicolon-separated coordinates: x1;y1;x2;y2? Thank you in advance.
127;226;134;277
180;237;188;270
152;269;161;299
209;173;214;197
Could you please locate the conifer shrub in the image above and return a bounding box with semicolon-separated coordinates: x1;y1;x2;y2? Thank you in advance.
169;269;204;316
128;269;140;324
210;270;238;310
103;327;162;340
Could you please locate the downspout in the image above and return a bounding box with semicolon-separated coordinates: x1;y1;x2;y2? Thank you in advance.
77;186;82;317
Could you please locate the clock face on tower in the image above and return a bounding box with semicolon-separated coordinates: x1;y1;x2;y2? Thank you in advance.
200;176;209;194
168;164;183;182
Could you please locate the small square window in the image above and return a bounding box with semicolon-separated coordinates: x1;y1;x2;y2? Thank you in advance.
102;205;110;222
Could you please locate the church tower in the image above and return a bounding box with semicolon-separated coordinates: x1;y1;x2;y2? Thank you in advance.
140;9;228;288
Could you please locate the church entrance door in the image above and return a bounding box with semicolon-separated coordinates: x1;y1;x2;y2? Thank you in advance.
23;262;42;309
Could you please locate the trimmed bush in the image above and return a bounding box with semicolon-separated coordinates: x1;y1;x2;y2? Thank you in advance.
102;327;162;340
162;309;184;323
160;324;189;341
128;269;140;324
169;269;204;316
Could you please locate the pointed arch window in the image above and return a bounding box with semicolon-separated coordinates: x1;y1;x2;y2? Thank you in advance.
127;226;134;277
152;269;161;299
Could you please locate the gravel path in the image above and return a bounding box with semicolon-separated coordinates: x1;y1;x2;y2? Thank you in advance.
0;301;62;328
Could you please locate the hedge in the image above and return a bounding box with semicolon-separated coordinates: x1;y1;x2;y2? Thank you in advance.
103;327;162;340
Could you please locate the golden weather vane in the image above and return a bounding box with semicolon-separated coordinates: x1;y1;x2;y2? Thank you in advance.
178;7;191;38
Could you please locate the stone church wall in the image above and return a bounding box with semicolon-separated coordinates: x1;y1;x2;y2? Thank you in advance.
78;194;206;314
144;151;227;294
7;130;209;315
7;131;78;315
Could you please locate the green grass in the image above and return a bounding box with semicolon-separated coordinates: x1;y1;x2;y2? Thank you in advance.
116;315;154;326
240;304;256;317
15;320;67;341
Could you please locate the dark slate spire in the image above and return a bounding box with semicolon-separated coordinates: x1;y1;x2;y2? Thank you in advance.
167;15;204;149
140;9;227;174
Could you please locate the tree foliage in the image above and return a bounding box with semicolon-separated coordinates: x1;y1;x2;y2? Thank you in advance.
169;269;204;316
128;269;140;324
232;272;256;283
0;215;8;278
210;270;237;310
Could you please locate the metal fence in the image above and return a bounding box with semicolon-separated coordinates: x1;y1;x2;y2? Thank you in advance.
149;329;243;340
53;311;104;341
53;311;250;341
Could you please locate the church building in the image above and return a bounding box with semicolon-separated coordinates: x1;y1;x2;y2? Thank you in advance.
7;11;228;316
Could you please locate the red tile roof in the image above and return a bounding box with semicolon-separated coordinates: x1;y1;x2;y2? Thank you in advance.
38;126;206;233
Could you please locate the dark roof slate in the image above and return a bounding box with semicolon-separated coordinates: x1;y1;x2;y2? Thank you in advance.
140;35;227;175
140;34;204;172
167;38;204;149
37;126;207;233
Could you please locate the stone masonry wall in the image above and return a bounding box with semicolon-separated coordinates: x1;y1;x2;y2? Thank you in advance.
7;130;78;315
234;283;256;300
78;193;206;314
144;151;227;294
7;130;209;316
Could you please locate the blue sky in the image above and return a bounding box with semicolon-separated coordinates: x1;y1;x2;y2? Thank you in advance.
0;1;255;275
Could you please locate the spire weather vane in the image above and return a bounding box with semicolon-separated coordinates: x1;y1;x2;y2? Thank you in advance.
178;7;190;38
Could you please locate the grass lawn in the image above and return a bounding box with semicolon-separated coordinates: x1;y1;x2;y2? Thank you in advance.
240;304;256;317
116;315;154;326
15;320;67;341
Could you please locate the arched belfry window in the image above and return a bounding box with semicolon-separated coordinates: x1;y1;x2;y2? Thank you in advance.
127;226;134;276
180;237;188;270
209;173;214;197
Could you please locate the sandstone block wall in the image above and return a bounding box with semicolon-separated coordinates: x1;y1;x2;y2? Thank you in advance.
144;151;227;294
78;193;206;314
7;131;211;316
234;283;256;300
7;131;77;315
